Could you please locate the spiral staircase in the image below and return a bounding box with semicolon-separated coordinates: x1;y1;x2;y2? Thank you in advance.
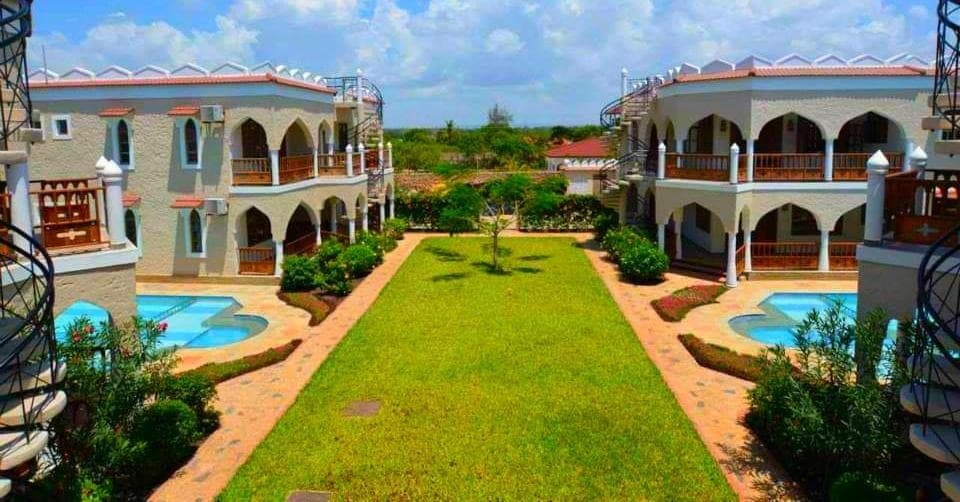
903;1;960;499
597;78;658;211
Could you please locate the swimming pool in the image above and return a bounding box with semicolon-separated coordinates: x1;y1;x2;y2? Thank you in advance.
728;292;859;347
55;295;268;349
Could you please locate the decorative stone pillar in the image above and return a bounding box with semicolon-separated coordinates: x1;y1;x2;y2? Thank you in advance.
345;144;354;177
274;240;284;277
620;68;628;99
729;143;740;184
315;222;323;246
102;160;127;249
5;159;31;250
725;232;739;288
818;229;830;272
327;140;335;167
270;149;280;186
389;196;395;219
911;147;928;215
312;147;319;178
673;219;683;260
348;217;356;244
743;231;753;273
359;143;366;175
657;142;666;179
94;156;109;232
864;151;890;245
657;223;666;252
824;139;835;182
745;139;755;183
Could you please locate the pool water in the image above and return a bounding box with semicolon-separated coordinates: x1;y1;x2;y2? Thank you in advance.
728;292;859;347
55;295;268;349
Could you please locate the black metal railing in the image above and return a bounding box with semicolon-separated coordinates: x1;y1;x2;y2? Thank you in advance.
934;0;960;139
324;74;384;147
0;0;32;151
599;77;657;129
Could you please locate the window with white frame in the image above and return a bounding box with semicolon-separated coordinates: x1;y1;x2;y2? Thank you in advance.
178;118;202;169
183;209;206;258
50;114;72;140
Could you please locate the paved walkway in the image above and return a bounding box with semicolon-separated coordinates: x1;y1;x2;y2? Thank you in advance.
149;233;430;502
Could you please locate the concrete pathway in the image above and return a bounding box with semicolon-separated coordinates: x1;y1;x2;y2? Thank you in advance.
149;233;429;502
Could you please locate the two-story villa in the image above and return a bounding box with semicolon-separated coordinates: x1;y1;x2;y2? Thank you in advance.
601;53;932;287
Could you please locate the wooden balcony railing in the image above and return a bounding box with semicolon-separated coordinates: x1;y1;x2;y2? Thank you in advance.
279;154;315;184
285;231;317;257
317;154;349;176
659;152;896;182
833;152;903;181
752;153;824;181
884;169;960;245
829;242;859;270
238;247;275;275
665;153;729;181
32;186;104;251
748;241;858;270
232;158;271;186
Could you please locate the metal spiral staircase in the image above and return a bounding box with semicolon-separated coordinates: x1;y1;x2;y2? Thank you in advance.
596;78;658;209
903;2;960;499
325;74;387;201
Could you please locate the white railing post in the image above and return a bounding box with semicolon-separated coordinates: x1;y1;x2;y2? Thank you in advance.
387;141;393;169
725;232;738;288
657;142;666;180
903;140;916;172
6;159;31;250
864;151;890;245
745;139;755;183
312;147;319;178
270;149;280;185
657;223;666;251
620;68;628;99
818;229;830;272
824;139;835;181
102;160;127;248
378;141;385;173
359;143;366;175
911;147;928;214
274;240;284;277
673;219;683;260
744;231;753;273
345;144;354;177
729;143;740;184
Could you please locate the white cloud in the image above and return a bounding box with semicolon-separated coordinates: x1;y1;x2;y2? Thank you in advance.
485;28;524;55
229;0;359;24
909;5;929;19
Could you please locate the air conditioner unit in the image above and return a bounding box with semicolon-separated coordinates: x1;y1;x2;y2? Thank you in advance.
200;105;224;123
204;198;228;216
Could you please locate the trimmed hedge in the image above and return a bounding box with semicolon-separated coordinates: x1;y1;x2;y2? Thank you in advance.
677;334;764;382
181;339;303;384
278;292;332;326
652;285;727;322
520;194;612;231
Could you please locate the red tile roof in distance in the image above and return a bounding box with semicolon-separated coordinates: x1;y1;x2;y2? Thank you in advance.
167;105;200;116
98;107;134;117
546;137;610;158
31;74;338;96
170;195;205;209
668;65;931;85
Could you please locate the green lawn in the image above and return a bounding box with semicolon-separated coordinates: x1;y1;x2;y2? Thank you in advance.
221;237;734;500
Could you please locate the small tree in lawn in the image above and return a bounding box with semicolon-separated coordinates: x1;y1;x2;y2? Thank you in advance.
438;183;483;237
482;174;532;270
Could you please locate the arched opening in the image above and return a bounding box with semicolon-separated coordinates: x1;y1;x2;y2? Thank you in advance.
664;203;728;272
284;205;317;256
124;209;138;247
320;197;349;242
755;114;825;179
664;121;676;152
836;112;906;174
237;207;275;275
355;195;368;233
231;119;270;186
684;115;744;154
279;121;315;184
750;204;822;270
184;119;199;165
645;123;659;166
625;183;639;225
117;119;131;165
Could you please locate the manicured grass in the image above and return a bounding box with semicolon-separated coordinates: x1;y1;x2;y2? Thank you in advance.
221;237;734;500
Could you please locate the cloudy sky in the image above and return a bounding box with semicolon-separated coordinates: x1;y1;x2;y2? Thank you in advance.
31;0;935;127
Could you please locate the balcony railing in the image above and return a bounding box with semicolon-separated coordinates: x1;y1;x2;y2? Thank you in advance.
232;158;271;186
30;178;105;251
753;153;824;181
884;169;960;245
284;231;317;257
238;247;275;275
234;152;375;187
749;241;858;270
659;151;903;183
665;153;730;181
279;155;314;185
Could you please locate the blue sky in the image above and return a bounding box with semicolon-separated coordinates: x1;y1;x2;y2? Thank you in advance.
30;0;936;127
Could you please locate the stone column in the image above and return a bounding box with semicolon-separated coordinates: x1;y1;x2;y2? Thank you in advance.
315;222;323;246
362;206;369;232
657;223;666;252
327;140;335;167
312;147;319;179
725;232;739;288
673;218;683;260
345;144;354;177
378;141;384;171
864;151;890;245
270;149;280;186
102;160;126;248
818;229;830;272
274;240;283;277
745;139;755;182
903;140;915;172
387;142;394;169
729;143;740;184
824;139;835;181
743;230;753;273
620;68;628;99
657;142;666;179
329;203;338;233
94;156;109;235
675;139;684;168
5;159;32;250
389;196;395;219
348;217;356;244
379;202;386;229
359;143;366;175
911;147;928;216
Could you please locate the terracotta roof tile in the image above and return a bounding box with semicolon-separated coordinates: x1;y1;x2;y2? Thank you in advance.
167;105;200;116
31;74;338;96
98;107;134;117
170;195;205;209
667;65;932;85
122;192;140;207
545;137;610;158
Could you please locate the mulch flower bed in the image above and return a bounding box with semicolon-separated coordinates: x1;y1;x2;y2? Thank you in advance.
677;334;765;382
651;285;727;322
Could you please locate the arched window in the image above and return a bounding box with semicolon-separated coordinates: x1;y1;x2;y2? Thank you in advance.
117;120;131;165
124;209;138;247
185;119;199;165
189;210;203;254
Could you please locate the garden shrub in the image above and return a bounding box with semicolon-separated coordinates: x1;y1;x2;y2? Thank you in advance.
340;243;380;278
181;339;303;384
652;285;727;322
520;194;610;231
384;218;409;240
279;291;331;325
129;400;203;487
315;239;345;266
379;232;398;252
317;260;351;296
158;372;220;433
677;334;764;382
617;241;669;283
534;175;569;195
828;471;910;502
280;255;319;292
602;227;647;262
593;210;619;241
746;305;905;496
356;231;386;260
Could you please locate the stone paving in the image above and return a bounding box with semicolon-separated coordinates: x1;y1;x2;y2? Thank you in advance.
149;231;854;500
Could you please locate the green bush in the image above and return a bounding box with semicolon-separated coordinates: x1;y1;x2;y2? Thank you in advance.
384;218;408;240
602;227;647;262
617;241;669;283
129;400;203;487
356;231;386;261
746;305;904;495
316;260;351;297
535;175;569;195
340;243;380;278
520;194;609;231
182;339;303;384
379;232;398;252
158;373;220;433
316;239;345;266
280;255;319;292
593;210;619;241
678;334;763;382
829;471;910;502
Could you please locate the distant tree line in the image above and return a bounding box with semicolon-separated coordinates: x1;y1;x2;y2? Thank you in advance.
385;104;604;173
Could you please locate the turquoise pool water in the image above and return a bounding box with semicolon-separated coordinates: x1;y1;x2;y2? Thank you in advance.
55;295;268;349
728;292;859;347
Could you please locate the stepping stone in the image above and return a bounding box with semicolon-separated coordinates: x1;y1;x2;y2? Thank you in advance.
343;400;381;417
287;491;332;502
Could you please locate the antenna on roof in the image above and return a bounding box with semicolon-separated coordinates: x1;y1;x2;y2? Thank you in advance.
41;45;48;83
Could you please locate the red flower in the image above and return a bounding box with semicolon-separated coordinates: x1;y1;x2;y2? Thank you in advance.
71;332;82;343
158;322;168;333
84;324;94;335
